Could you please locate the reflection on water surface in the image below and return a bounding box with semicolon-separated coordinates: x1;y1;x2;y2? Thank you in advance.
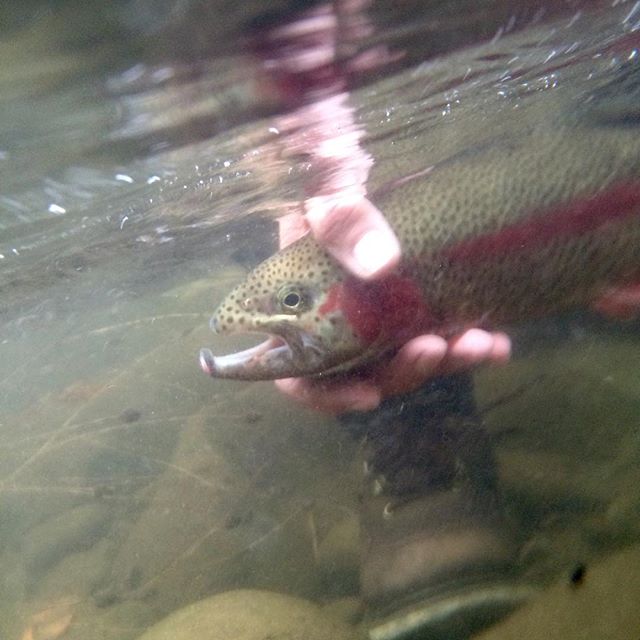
1;1;640;639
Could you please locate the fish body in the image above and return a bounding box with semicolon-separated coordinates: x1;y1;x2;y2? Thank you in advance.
200;67;640;380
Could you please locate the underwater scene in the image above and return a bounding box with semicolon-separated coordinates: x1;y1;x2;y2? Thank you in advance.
1;1;639;639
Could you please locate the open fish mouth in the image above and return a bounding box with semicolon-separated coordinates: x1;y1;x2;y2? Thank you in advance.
199;336;291;380
199;328;330;380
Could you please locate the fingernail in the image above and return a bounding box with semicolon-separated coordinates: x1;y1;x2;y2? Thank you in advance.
353;229;399;277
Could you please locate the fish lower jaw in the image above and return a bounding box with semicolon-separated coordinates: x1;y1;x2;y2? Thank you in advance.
199;336;290;380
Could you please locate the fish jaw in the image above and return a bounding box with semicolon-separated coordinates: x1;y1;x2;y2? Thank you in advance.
199;333;328;380
199;309;370;380
200;294;359;378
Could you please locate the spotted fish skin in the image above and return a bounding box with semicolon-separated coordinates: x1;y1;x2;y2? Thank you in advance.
202;67;640;380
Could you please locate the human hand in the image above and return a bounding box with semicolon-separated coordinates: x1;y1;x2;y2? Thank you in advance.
276;329;511;414
275;196;512;414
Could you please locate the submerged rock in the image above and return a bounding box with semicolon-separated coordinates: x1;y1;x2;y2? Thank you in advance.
135;589;362;640
22;502;112;580
476;544;640;640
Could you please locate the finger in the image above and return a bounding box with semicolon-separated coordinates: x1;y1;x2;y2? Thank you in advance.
378;334;448;397
275;377;381;414
278;213;310;249
488;331;512;364
305;195;401;279
442;328;498;374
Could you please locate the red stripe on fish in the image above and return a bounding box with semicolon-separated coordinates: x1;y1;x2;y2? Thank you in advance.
446;181;640;262
592;282;640;319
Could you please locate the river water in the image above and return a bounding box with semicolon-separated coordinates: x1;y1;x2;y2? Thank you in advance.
1;2;640;639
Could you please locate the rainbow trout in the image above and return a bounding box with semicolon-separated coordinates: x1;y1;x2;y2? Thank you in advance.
200;67;640;380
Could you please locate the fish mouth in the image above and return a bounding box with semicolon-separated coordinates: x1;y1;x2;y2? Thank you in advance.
199;336;288;379
199;329;327;380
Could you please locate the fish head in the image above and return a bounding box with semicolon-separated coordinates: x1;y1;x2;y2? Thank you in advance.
199;235;385;380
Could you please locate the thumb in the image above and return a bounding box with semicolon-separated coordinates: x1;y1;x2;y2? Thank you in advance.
305;196;401;280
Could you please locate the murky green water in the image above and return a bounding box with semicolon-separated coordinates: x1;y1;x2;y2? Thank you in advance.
1;2;640;639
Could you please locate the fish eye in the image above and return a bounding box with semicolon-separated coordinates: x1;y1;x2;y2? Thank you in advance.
283;292;301;307
277;285;308;313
